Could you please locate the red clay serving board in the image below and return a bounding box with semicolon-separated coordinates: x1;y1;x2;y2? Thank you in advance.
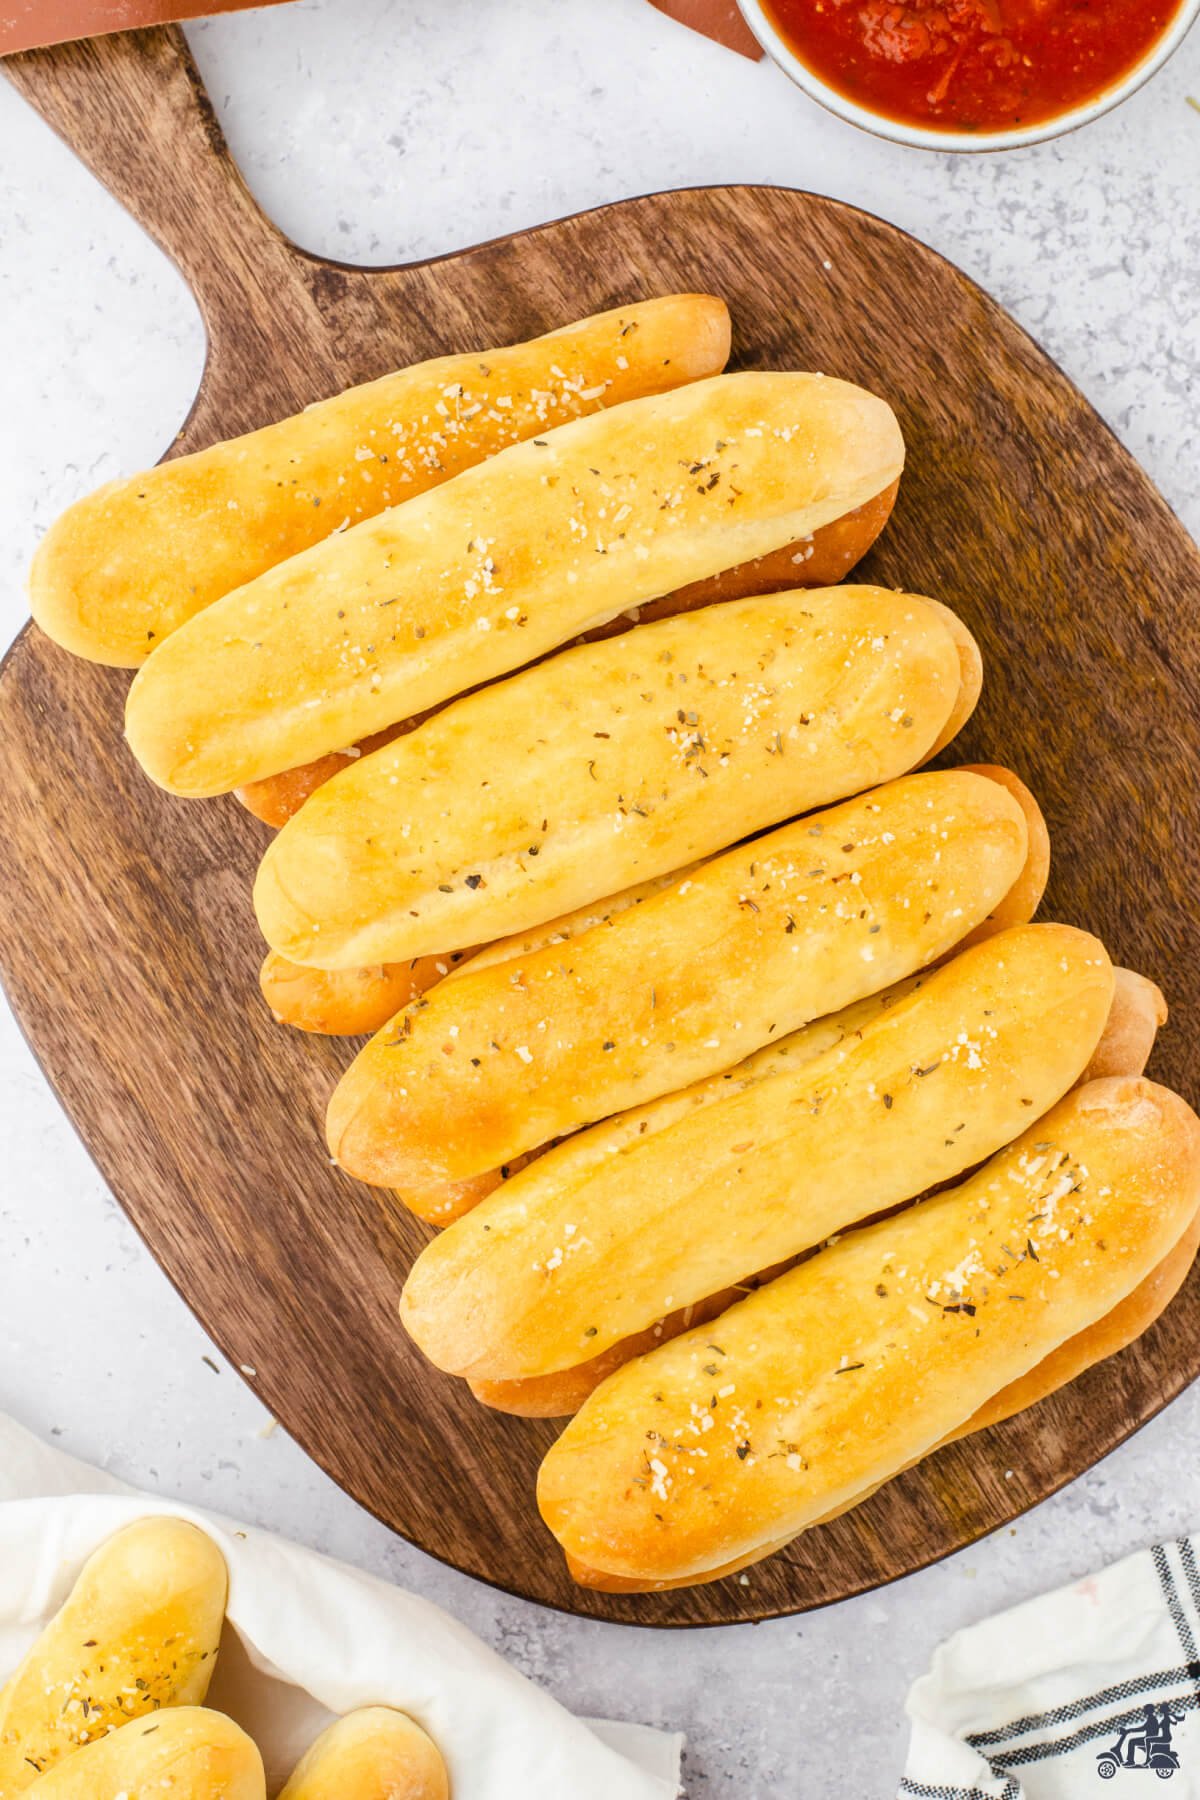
2;26;1199;1626
0;0;295;57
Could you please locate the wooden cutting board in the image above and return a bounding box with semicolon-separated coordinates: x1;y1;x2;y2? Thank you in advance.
3;26;1199;1628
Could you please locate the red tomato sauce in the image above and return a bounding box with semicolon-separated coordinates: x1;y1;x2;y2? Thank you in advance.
762;0;1185;133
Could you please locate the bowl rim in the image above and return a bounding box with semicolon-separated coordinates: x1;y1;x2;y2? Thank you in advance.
735;0;1200;152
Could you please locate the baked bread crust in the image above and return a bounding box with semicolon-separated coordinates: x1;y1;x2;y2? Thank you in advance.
125;372;905;795
400;923;1114;1382
329;768;1026;1192
34;295;731;669
540;1077;1200;1587
255;585;959;969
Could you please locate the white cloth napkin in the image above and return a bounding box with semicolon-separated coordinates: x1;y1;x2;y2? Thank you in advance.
901;1537;1200;1798
0;1416;681;1799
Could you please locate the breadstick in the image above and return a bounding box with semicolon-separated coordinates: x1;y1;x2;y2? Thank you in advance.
539;1076;1200;1590
260;606;979;1043
259;948;476;1037
125;372;905;795
919;602;983;766
400;923;1114;1383
24;1708;264;1799
564;1198;1200;1591
954;764;1050;948
711;1185;1200;1566
330;766;1023;1193
240;723;414;829
279;1709;448;1800
470;1269;793;1420
262;862;697;1038
951;1203;1200;1443
364;763;1039;1221
1081;966;1167;1081
256;585;960;970
791;1189;1200;1556
235;480;901;829
32;295;730;669
471;955;1160;1418
0;1518;227;1791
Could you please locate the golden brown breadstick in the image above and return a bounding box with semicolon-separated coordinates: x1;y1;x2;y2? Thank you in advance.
279;1709;448;1800
236;481;902;830
560;980;1176;1577
401;924;1114;1384
262;597;972;1038
954;763;1050;948
634;1181;1200;1586
472;950;1164;1419
541;1076;1200;1591
32;295;730;669
126;372;905;796
0;1518;227;1791
573;1191;1199;1590
1081;965;1167;1081
950;1202;1200;1443
262;863;697;1039
816;973;1180;1490
24;1708;264;1799
330;766;1022;1194
919;601;983;765
259;947;477;1037
470;1270;792;1419
239;723;418;829
370;761;1036;1225
259;585;960;972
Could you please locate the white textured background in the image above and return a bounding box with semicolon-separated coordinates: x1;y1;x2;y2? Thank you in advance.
0;3;1198;1792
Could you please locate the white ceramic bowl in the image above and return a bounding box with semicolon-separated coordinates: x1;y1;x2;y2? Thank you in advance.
736;0;1200;151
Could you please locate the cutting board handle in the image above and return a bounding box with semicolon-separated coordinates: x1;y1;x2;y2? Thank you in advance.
3;26;295;329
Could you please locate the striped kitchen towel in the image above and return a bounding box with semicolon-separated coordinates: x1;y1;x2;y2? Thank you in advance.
901;1538;1200;1797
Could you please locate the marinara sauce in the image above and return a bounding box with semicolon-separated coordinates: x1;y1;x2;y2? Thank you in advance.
762;0;1186;133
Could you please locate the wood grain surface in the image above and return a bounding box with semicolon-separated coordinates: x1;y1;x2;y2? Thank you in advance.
2;26;1199;1627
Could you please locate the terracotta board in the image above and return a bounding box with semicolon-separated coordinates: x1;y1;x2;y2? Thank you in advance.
0;1;295;58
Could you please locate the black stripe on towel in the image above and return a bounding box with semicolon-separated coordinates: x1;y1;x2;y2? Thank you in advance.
967;1664;1200;1749
905;1540;1200;1793
898;1779;1020;1800
1154;1542;1200;1667
985;1689;1200;1769
968;1541;1200;1753
1175;1537;1200;1671
1179;1537;1200;1614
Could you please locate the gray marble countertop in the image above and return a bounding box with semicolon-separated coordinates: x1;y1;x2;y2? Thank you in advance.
1;3;1198;1792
